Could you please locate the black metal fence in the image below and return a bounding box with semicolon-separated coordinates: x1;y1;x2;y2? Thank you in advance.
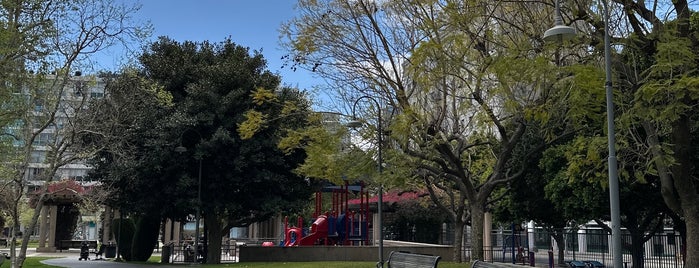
463;227;685;268
163;240;238;263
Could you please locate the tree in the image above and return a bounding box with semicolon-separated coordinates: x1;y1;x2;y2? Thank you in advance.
282;0;573;262
564;1;699;266
80;70;178;261
135;37;314;263
0;1;147;266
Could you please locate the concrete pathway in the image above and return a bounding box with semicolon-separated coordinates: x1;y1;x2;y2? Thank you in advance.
41;257;187;268
10;248;188;268
42;257;197;268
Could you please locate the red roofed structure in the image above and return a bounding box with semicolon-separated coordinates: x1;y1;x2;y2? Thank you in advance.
348;189;428;207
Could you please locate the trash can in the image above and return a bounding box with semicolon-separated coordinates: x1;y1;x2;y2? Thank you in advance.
161;243;173;263
105;244;117;258
528;252;535;266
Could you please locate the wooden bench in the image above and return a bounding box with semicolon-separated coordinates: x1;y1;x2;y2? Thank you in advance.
386;251;441;268
471;260;532;268
57;240;97;252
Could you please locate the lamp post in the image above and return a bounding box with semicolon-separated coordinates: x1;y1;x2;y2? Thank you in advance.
544;1;622;267
175;130;203;263
347;95;384;268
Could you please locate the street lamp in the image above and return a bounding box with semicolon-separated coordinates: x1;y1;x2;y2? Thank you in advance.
175;130;203;263
347;95;384;268
544;1;622;267
542;0;576;42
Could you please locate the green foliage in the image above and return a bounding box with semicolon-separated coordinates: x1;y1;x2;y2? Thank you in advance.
542;145;607;223
137;37;314;233
291;127;377;185
84;71;186;220
561;65;606;130
633;34;699;125
563;136;607;186
238;110;267;140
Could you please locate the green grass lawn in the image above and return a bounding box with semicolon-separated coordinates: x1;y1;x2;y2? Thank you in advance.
136;260;471;268
2;257;471;267
0;257;62;268
194;262;470;268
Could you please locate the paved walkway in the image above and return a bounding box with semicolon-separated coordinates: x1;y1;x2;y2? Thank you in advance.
41;258;186;268
18;248;189;268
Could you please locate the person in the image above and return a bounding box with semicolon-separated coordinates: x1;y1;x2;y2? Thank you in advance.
184;243;195;262
94;242;105;260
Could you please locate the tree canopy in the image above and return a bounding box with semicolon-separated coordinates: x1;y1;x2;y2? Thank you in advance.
84;37;315;263
282;0;699;266
0;0;147;266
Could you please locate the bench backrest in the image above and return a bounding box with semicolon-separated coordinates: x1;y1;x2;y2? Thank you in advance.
387;251;441;268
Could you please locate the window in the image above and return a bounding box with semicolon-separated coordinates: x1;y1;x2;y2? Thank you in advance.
34;100;43;112
30;151;46;163
90;91;104;98
32;133;52;146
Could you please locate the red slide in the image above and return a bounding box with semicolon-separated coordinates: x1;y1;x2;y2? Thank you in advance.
298;216;329;246
284;227;303;246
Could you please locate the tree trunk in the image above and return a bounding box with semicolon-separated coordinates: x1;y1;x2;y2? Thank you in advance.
682;206;699;267
470;203;485;261
552;231;566;266
204;212;223;264
630;233;645;268
645;115;698;267
670;114;699;268
452;220;464;262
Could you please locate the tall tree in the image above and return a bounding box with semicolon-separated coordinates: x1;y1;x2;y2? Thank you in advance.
282;0;572;262
80;70;179;261
0;1;147;267
137;37;314;263
563;1;699;266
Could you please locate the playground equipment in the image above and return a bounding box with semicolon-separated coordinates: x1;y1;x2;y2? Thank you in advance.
283;181;371;246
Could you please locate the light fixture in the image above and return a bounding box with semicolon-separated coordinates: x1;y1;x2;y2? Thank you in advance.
543;0;576;42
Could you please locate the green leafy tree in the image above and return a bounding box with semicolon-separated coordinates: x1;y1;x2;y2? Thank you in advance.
566;2;699;266
137;37;314;264
282;0;573;262
0;1;147;267
81;69;180;261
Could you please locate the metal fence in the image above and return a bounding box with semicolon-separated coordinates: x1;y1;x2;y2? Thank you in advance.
164;240;238;263
463;227;685;268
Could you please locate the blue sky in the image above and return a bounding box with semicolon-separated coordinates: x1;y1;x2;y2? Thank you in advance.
96;0;320;91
